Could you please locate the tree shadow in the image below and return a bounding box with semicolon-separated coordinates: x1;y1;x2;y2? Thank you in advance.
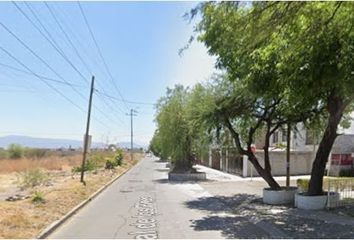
184;194;354;239
185;194;259;212
155;168;170;172
153;178;212;185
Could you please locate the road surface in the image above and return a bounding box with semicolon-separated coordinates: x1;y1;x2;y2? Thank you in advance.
49;156;354;239
49;156;225;239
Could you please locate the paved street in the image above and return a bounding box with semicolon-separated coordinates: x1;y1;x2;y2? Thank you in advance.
49;156;354;239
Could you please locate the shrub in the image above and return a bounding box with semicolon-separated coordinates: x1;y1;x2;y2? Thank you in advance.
17;168;49;189
339;169;354;177
72;160;96;173
104;150;124;169
32;191;45;204
297;179;309;192
105;159;115;169
114;149;124;166
89;153;106;168
8;144;24;159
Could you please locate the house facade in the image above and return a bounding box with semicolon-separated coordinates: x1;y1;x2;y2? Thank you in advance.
203;121;354;177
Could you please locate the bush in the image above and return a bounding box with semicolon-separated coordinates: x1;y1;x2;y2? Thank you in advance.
339;169;354;177
18;168;49;189
89;153;106;168
104;150;124;169
72;160;96;173
114;149;124;166
297;179;309;192
32;191;45;204
105;159;115;169
8;144;24;159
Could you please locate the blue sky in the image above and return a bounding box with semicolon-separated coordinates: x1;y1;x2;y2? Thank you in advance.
0;1;216;145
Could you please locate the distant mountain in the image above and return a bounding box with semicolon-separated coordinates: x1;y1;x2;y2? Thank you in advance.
0;135;105;149
116;141;148;149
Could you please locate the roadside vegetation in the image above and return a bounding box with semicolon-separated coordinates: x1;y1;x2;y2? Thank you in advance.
150;2;354;195
0;144;143;238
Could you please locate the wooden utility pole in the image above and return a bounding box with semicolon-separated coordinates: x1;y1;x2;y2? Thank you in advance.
80;76;95;184
127;109;137;162
286;122;291;188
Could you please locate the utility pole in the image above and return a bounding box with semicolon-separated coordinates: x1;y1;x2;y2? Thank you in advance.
126;109;137;162
80;76;95;184
286;122;291;188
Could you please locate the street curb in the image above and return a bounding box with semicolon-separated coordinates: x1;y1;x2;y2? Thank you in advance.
37;166;133;239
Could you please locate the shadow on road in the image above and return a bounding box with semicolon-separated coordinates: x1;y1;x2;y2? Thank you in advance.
155;169;170;172
153;178;212;185
184;194;354;239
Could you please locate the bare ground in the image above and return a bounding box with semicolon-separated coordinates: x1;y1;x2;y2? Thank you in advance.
0;153;143;238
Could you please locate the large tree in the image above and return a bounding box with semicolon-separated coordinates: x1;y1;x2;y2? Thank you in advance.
152;85;194;172
194;2;354;195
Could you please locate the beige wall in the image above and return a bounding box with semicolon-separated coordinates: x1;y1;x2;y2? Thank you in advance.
244;150;315;177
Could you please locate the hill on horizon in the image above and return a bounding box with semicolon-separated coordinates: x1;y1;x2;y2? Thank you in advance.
0;135;148;149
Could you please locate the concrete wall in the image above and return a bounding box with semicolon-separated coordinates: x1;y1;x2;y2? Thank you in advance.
244;150;315;177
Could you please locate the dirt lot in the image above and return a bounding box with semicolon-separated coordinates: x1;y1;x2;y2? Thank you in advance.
0;151;143;238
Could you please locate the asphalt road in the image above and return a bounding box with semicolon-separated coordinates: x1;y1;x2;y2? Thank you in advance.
49;156;224;239
48;156;354;239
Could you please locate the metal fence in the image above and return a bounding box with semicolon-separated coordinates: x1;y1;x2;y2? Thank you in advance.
203;147;243;175
327;178;354;208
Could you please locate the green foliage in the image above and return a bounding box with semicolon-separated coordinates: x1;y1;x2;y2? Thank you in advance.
32;191;45;204
105;159;115;169
192;1;354;193
72;160;96;173
105;149;124;169
17;168;49;189
8;144;24;159
297;179;309;192
114;149;124;166
151;85;194;171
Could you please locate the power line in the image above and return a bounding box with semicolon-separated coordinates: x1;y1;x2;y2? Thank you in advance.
0;13;123;127
44;2;127;124
13;1;89;85
0;21;88;101
0;62;86;88
0;45;86;112
77;1;129;110
44;2;92;77
95;90;155;106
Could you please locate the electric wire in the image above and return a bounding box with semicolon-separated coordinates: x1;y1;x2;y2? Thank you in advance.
77;1;129;110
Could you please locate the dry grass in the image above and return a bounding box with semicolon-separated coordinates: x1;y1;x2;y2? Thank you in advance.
0;155;82;174
0;152;144;238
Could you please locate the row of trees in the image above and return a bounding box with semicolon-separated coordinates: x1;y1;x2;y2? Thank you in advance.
150;2;354;196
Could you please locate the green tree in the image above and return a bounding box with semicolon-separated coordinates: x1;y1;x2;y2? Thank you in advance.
7;144;24;159
152;85;193;172
193;2;354;195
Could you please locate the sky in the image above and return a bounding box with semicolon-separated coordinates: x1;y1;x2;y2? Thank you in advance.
0;1;217;146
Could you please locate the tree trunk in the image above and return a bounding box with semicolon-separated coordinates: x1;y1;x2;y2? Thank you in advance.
224;116;281;190
248;153;281;190
308;94;345;195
